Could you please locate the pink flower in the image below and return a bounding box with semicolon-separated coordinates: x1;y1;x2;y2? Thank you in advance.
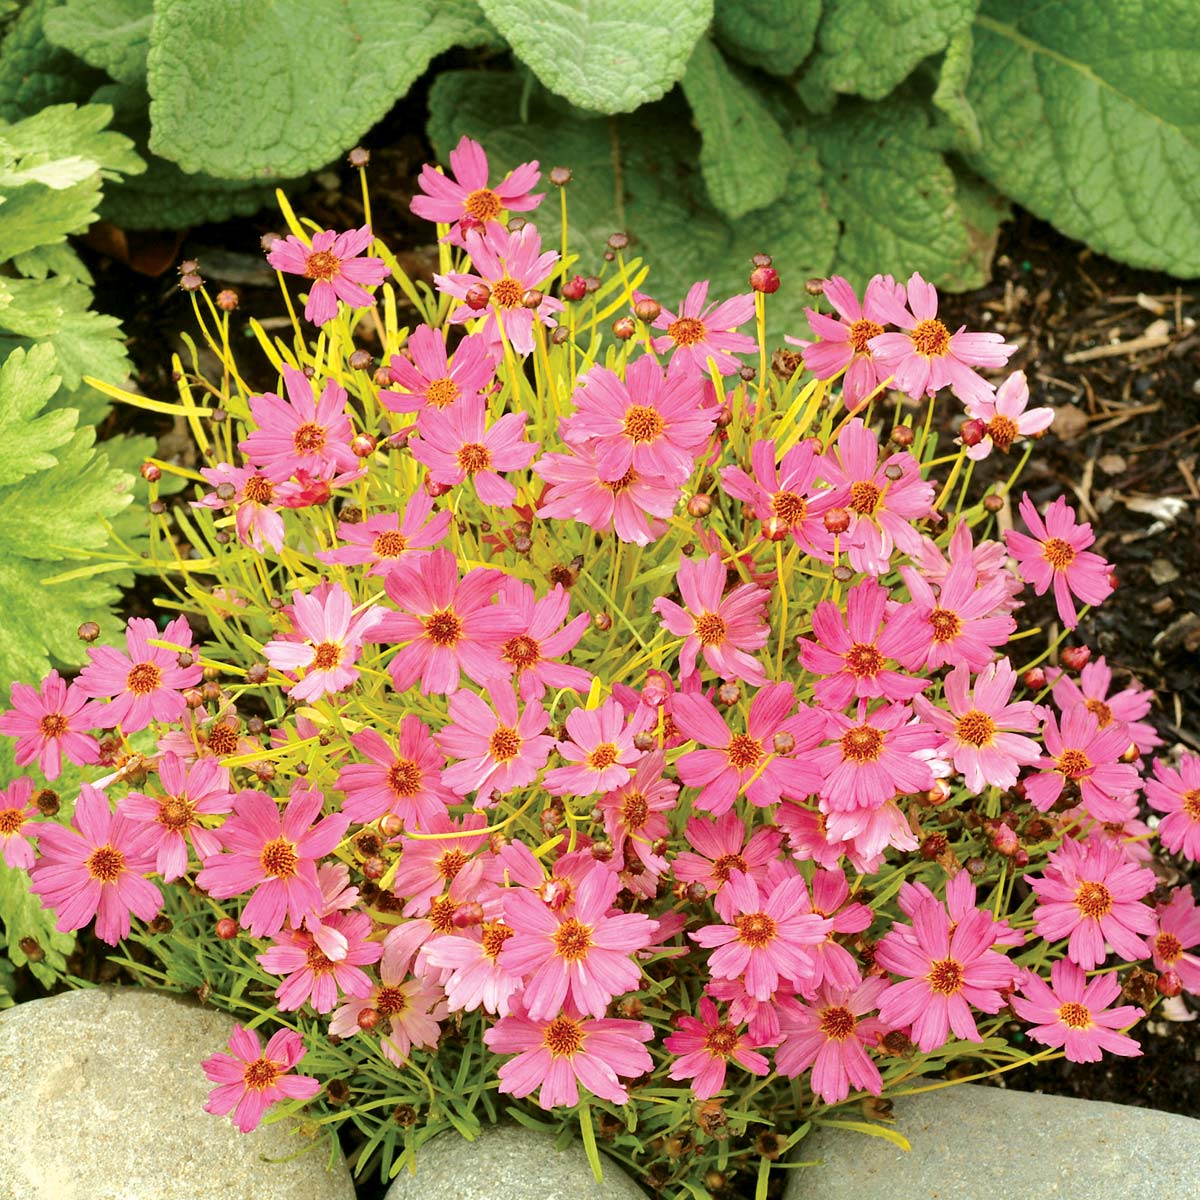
336;717;455;828
654;552;770;685
118;752;234;881
239;367;359;484
543;699;640;797
1150;888;1200;993
868;271;1016;405
1011;960;1142;1063
75;615;202;734
0;669;99;779
436;224;562;355
665;996;769;1098
263;583;383;702
804;868;875;990
484;1004;653;1109
691;870;833;999
598;751;677;875
193;462;285;554
329;963;447;1066
776;974;890;1103
1026;839;1157;970
389;813;489;916
0;777;39;869
499;864;658;1018
257;910;382;1012
1146;752;1200;861
373;549;522;694
382;325;496;416
411;135;542;245
29;783;161;945
195;783;349;938
963;370;1053;460
913;660;1042;792
316;490;451;575
674;812;782;920
1005;494;1115;628
649;282;756;377
202;1025;321;1133
1050;656;1160;757
424;918;523;1016
799;274;904;409
267;225;389;325
494;577;591;701
409;394;538;507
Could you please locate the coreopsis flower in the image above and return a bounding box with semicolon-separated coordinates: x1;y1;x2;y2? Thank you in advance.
410;135;542;244
263;583;383;702
195;783;349;938
500;864;659;1018
389;813;490;916
193;462;285;554
543;699;641;797
316;490;452;575
301;862;361;961
805;868;876;990
0;669;99;779
1011;960;1142;1063
266;225;389;325
899;870;1025;949
409;394;538;507
75;615;202;734
649;281;756;377
424;918;523;1016
0;777;39;869
776;974;890;1103
159;705;262;766
1150;888;1200;993
118;752;233;882
1049;655;1160;757
665;996;769;1098
674;812;782;920
868;271;1017;406
382;325;496;417
598;751;677;875
653;552;770;685
1005;493;1115;628
1146;752;1200;861
29;783;161;945
913;660;1042;791
202;1025;321;1133
912;518;1023;613
494;577;591;701
484;1004;654;1109
257;910;382;1013
373;549;522;694
963;370;1053;460
329;964;448;1065
1027;839;1157;970
437;224;562;355
239;367;359;484
336;718;455;828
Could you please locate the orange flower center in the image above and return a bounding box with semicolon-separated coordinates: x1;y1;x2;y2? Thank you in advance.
311;641;342;671
303;250;341;281
987;415;1020;450
554;918;593;961
588;742;619;771
464;188;503;222
243;474;274;503
243;1057;283;1089
704;1023;740;1056
711;852;748;883
1075;880;1113;919
502;634;541;670
429;894;459;933
376;984;408;1016
260;837;299;879
694;612;727;647
841;726;884;764
207;724;239;756
542;1014;585;1057
456;442;492;474
1155;932;1183;963
158;795;195;830
735;911;777;948
488;726;523;762
1084;698;1113;728
1042;537;1077;570
602;466;638;494
927;957;964;996
1184;789;1200;820
85;844;124;883
910;318;951;358
621;791;649;830
38;713;69;737
929;607;962;643
818;1005;857;1041
1057;748;1092;779
771;491;806;526
623;405;665;443
955;710;996;748
848;480;880;515
424;608;463;647
304;941;336;974
668;316;706;347
126;661;162;696
425;377;460;408
491;276;523;308
1057;1001;1093;1030
481;920;514;960
0;808;25;835
372;530;408;558
387;757;423;797
727;734;763;771
293;422;327;454
849;318;884;355
844;642;884;678
437;849;468;881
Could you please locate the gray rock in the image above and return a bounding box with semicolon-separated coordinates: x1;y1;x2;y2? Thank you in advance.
0;986;353;1200
785;1083;1200;1199
383;1123;646;1200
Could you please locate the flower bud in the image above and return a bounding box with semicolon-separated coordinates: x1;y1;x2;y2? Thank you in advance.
824;507;850;534
686;882;708;905
717;682;741;707
549;166;572;187
805;277;826;296
179;272;204;293
594;611;613;632
562;275;587;302
983;492;1004;513
465;283;491;310
351;433;377;458
521;288;544;309
959;417;986;446
890;425;914;448
348;145;370;168
260;232;281;253
378;813;403;839
590;840;614;863
739;364;757;382
1013;848;1030;868
965;856;986;876
772;732;795;755
19;937;44;963
149;500;167;515
884;463;904;481
425;478;452;498
508;216;528;233
1060;645;1091;671
215;917;238;940
633;731;655;752
750;265;779;294
832;565;853;583
452;901;484;927
991;823;1020;857
607;232;630;251
183;687;204;709
216;288;239;312
78;621;101;642
634;297;661;323
612;316;636;340
551;327;570;345
762;516;789;542
751;253;773;269
349;348;373;372
1157;970;1183;998
1022;667;1046;690
687;493;712;518
357;1007;380;1031
362;855;385;880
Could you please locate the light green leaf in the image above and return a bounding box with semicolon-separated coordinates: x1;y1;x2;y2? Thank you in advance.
478;0;712;113
147;0;497;179
813;1118;911;1152
0;0;109;120
932;24;982;152
968;0;1200;275
0;101;143;178
681;38;793;219
10;242;93;283
0;344;74;485
714;0;821;76
43;0;152;85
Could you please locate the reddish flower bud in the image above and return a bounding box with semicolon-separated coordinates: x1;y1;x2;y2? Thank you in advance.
1022;667;1046;689
750;265;779;294
634;297;661;322
349;348;373;372
357;1007;380;1030
772;732;795;755
959;417;986;446
215;917;238;940
562;275;587;302
832;565;853;583
824;507;850;534
362;855;385;880
351;433;377;458
179;272;204;293
612;316;636;340
983;492;1005;513
889;425;914;448
1060;645;1091;671
216;288;239;312
607;232;630;251
465;283;491;310
762;516;789;542
805;277;826;296
380;813;403;838
246;663;269;684
687;493;712;518
594;611;613;632
424;478;452;498
633;731;655;752
77;621;101;643
521;288;544;309
452;901;485;928
1157;970;1183;998
1012;848;1030;868
991;823;1021;857
183;688;204;709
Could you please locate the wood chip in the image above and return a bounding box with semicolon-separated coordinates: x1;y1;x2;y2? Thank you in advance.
1097;453;1127;475
1063;332;1173;363
1051;403;1090;440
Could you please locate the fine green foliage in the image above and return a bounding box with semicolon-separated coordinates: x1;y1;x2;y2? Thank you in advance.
0;344;75;485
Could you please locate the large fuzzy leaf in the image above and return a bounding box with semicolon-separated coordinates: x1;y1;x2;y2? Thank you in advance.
42;0;152;85
0;344;75;486
713;0;821;76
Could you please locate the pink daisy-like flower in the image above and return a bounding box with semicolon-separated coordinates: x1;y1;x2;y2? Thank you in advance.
649;282;756;377
382;325;496;416
436;224;562;355
776;974;890;1103
1011;959;1142;1063
239;367;359;484
75;615;202;734
389;813;490;917
409;393;538;507
913;660;1042;792
1150;888;1200;993
193;462;286;554
543;699;641;797
665;996;769;1098
195;783;349;938
257;910;382;1013
674;812;782;920
868;271;1017;406
316;490;451;575
485;1003;654;1109
411;135;542;245
500;864;658;1019
598;750;677;875
963;370;1053;460
424;917;523;1016
804;868;875;991
159;704;262;766
0;777;39;869
30;783;160;945
691;869;833;1000
1146;752;1200;861
267;225;389;326
373;549;522;694
1050;656;1160;757
495;577;591;702
0;668;99;780
263;583;383;702
1005;493;1115;629
654;552;770;685
202;1025;321;1134
118;752;234;882
1026;839;1157;970
336;717;455;828
898;870;1025;950
329;961;447;1066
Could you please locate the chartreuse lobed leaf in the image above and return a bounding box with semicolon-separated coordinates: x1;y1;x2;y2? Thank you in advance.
478;0;713;113
0;344;75;486
713;0;821;76
42;0;152;85
967;0;1200;275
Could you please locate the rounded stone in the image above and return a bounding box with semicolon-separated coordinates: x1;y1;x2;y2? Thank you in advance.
383;1123;646;1200
0;987;353;1200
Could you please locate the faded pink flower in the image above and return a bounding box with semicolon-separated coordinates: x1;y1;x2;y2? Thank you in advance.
258;910;382;1012
267;226;389;325
495;577;591;702
382;325;496;416
598;750;677;876
649;282;756;377
963;370;1053;460
1049;656;1160;757
316;490;451;575
665;996;769;1098
0;668;99;780
543;699;640;797
0;777;39;869
1146;752;1200;861
674;811;782;920
1150;888;1200;993
423;918;523;1016
194;462;285;554
336;717;455;828
329;963;447;1066
202;1025;320;1133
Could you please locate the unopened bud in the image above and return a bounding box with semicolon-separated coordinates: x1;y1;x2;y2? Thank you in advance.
183;688;204;709
349;348;373;372
687;493;712;518
452;901;485;928
824;507;850;534
983;492;1005;513
633;731;655;752
884;463;904;481
348;146;370;168
357;1007;380;1030
959;417;986;446
562;275;587;302
179;272;203;292
717;683;741;707
351;433;377;458
18;937;44;963
832;564;853;582
549;166;572;187
508;216;528;233
772;732;795;755
141;461;161;484
750;265;779;294
521;288;544;309
78;621;101;643
890;426;914;448
607;232;630;251
425;478;452;498
246;663;269;684
805;277;826;296
991;823;1020;857
965;856;986;877
465;283;491;311
215;917;238;940
1158;970;1183;998
216;288;238;312
362;855;385;880
926;780;951;805
594;611;613;632
612;316;636;340
1060;645;1091;671
634;297;661;323
1022;667;1046;689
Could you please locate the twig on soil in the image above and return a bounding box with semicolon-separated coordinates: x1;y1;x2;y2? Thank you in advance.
1063;333;1173;363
